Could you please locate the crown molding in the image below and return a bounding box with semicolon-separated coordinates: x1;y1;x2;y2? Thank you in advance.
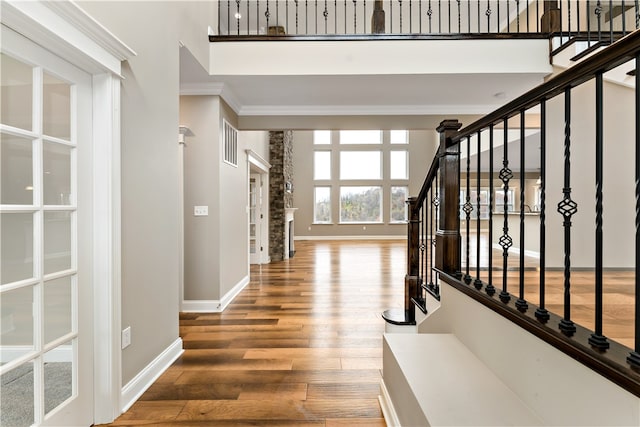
238;104;501;116
179;82;243;114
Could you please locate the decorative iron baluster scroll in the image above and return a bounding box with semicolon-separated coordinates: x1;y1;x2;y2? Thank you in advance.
499;119;512;303
324;0;329;33
596;1;603;42
474;131;483;290
589;72;610;350
557;87;577;337
535;99;550;322
486;124;496;296
463;137;473;284
515;110;528;312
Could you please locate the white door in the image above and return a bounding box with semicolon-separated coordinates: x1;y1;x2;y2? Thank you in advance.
249;173;263;264
1;26;93;426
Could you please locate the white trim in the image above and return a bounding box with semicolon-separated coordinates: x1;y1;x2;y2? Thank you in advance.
120;338;184;413
182;275;250;313
179;82;243;114
238;103;501;116
92;73;122;424
295;235;407;241
246;149;271;172
1;1;135;76
379;378;401;427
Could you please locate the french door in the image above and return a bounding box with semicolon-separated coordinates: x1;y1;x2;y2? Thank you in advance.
1;26;93;426
249;173;262;264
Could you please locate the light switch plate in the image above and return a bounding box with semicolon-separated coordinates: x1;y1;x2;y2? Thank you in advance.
194;206;208;216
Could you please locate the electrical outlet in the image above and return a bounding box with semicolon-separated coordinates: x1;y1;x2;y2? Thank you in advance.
121;326;131;349
194;206;208;216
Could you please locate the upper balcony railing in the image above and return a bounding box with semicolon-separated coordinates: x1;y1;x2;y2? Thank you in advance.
213;1;640;42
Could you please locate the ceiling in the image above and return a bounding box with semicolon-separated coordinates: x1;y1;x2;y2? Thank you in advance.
179;45;549;125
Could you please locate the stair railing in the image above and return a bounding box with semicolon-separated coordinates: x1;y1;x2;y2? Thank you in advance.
393;29;640;397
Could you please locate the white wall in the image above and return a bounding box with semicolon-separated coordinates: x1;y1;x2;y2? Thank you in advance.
77;0;215;385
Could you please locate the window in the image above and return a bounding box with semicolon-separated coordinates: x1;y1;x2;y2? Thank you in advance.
222;119;237;166
314;130;331;144
340;151;381;180
390;130;408;144
314;187;331;223
390;151;408;179
340;186;382;223
390;186;408;222
340;130;382;144
314;151;331;180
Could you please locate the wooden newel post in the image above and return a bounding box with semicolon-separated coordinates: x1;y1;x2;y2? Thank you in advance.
435;120;462;277
404;197;420;323
371;0;385;34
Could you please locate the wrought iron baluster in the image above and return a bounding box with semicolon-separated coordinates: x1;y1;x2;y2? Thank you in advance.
247;0;250;35
536;0;539;33
468;0;472;33
587;0;591;44
486;0;491;33
578;0;581;35
623;0;627;35
409;0;412;33
516;0;520;33
316;0;319;34
422;196;427;291
276;0;279;32
306;0;309;34
610;0;614;42
596;0;602;42
463;137;473;284
390;0;394;32
497;0;500;32
457;0;461;33
344;0;347;34
324;0;329;33
486;124;496;296
218;0;221;35
353;0;357;33
507;0;510;33
567;0;571;38
400;0;404;33
335;0;337;33
266;0;270;33
227;0;230;35
236;0;240;35
589;72;610;350
499;119;512;303
431;172;439;289
257;0;260;35
364;0;367;33
636;0;640;29
527;0;530;32
535;100;550;322
559;0;563;39
448;0;451;33
438;0;441;33
285;0;288;35
629;52;640;368
419;0;423;32
516;110;528;312
557;87;577;337
474;131;483;289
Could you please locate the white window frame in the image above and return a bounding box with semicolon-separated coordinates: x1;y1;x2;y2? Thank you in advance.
222;119;238;167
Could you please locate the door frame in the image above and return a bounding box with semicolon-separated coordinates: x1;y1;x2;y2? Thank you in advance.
246;150;271;265
1;1;135;423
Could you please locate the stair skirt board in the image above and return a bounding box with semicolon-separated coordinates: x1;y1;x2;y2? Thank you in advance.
379;378;401;427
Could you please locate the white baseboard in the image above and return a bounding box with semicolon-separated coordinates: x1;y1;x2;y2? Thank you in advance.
379;378;401;427
120;337;183;413
181;275;249;313
295;235;407;241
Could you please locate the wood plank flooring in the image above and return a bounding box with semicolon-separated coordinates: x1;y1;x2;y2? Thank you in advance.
102;240;405;426
100;239;635;426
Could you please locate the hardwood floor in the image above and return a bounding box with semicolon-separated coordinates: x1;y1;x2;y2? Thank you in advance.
103;240;405;426
100;239;635;426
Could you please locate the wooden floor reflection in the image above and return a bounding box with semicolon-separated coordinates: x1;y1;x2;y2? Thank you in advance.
101;239;634;426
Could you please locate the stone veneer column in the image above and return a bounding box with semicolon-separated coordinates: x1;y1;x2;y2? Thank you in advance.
269;130;293;261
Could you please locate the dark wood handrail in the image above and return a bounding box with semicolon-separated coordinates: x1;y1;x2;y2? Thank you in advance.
452;29;640;145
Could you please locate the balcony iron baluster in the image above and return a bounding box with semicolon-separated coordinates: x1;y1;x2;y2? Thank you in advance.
558;87;577;337
316;0;318;34
364;0;367;33
266;0;270;32
248;0;250;34
457;0;461;34
623;0;627;35
324;0;328;33
610;0;614;42
276;0;279;33
486;0;491;32
636;0;639;29
517;0;520;33
497;0;500;33
596;0;602;42
589;72;610;350
400;0;403;33
527;0;530;32
227;0;230;35
567;0;570;37
507;0;510;33
629;52;640;367
588;0;591;45
467;0;471;34
419;0;422;33
431;172;438;289
535;99;550;322
516;110;528;312
438;0;441;33
409;0;412;33
486;124;496;296
559;0;562;39
423;189;428;290
344;0;347;33
578;0;581;36
499;119;512;303
257;0;260;34
448;0;451;33
285;1;287;35
353;0;357;33
335;0;337;33
474;131;483;290
464;137;473;284
536;0;539;32
236;0;240;35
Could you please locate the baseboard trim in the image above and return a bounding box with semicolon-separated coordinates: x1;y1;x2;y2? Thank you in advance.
295;235;407;241
379;378;401;427
120;337;183;413
181;275;249;313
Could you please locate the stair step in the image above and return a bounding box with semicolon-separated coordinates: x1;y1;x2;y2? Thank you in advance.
381;333;543;426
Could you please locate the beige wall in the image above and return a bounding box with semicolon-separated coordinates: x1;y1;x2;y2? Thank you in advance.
292;130;438;238
77;0;215;384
